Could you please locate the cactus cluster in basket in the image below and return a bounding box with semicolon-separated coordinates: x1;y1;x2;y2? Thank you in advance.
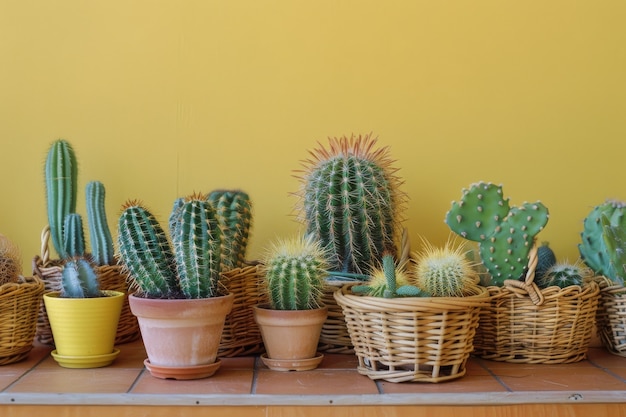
116;190;252;299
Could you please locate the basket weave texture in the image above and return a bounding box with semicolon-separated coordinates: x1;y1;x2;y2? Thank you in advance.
473;246;600;364
334;283;489;383
32;226;140;346
0;275;44;365
218;263;267;357
595;278;626;357
318;280;355;354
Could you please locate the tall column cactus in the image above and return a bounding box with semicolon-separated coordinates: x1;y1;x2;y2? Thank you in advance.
579;199;626;286
85;181;115;266
445;182;549;286
61;258;100;298
207;189;252;270
294;134;406;276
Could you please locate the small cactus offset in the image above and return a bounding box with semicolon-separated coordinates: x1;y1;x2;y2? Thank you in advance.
171;194;223;299
207;190;252;270
535;241;557;279
60;258;101;298
535;262;588;289
445;182;549;286
85;181;115;266
62;213;86;258
0;233;22;286
44;139;78;259
294;133;407;276
579;200;626;286
352;253;425;298
117;201;179;298
263;234;329;310
412;238;479;297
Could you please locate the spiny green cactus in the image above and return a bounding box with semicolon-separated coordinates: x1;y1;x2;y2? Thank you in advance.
445;182;549;286
62;213;86;258
263;234;329;310
117;201;179;298
352;253;425;298
60;258;101;298
172;196;223;299
207;189;252;270
45;139;78;259
412;239;479;297
294;134;407;276
0;233;22;286
535;262;587;289
117;194;228;299
85;181;114;266
579;200;626;286
536;241;557;279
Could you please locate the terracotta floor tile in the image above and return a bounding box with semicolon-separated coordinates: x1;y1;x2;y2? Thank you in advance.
254;369;379;395
587;347;626;369
316;353;359;370
7;367;140;393
495;365;626;391
380;374;508;393
219;356;256;370
131;369;254;394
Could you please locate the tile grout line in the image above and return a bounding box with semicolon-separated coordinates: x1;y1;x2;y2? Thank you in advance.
586;356;626;384
473;357;513;393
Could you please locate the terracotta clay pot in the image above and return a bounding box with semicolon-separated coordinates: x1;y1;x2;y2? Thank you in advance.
129;293;234;380
253;305;328;371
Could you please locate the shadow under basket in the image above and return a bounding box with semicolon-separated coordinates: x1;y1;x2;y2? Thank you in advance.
473;280;600;364
0;276;45;365
32;226;140;346
218;263;268;357
595;278;626;357
334;284;489;383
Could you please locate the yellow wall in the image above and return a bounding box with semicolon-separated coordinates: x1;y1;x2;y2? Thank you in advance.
1;1;625;273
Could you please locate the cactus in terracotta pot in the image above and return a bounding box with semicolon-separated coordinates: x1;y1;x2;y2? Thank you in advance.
294;133;407;277
445;181;549;286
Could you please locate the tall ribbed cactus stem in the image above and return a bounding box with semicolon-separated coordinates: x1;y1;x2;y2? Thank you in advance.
61;258;100;298
207;190;252;270
85;181;114;266
62;213;86;258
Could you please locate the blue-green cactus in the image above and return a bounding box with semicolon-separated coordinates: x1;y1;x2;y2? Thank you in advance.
295;134;406;276
44;139;78;259
207;190;252;270
62;213;85;258
536;242;557;279
579;200;626;286
85;181;114;266
351;253;425;298
445;182;549;286
61;258;100;298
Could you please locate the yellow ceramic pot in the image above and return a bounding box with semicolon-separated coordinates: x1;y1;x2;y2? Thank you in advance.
43;290;124;368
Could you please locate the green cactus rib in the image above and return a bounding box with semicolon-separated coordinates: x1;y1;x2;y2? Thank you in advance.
61;258;100;298
117;203;179;298
446;182;549;286
536;263;585;289
45;139;78;259
62;213;85;258
207;190;252;270
172;198;222;299
85;181;114;266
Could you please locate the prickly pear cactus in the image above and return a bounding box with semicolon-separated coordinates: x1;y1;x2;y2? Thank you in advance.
579;200;626;286
445;182;549;286
413;239;479;297
535;263;587;289
294;134;407;276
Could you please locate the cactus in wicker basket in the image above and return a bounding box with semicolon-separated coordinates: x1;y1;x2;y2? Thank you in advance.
535;262;589;289
117;193;227;299
445;181;549;286
262;234;329;310
579;200;626;286
351;253;425;298
0;233;22;286
294;133;407;277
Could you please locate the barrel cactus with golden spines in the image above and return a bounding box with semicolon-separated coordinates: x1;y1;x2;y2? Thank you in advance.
294;133;407;276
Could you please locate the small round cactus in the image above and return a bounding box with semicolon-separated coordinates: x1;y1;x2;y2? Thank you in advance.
412;238;479;297
535;262;589;289
536;241;557;279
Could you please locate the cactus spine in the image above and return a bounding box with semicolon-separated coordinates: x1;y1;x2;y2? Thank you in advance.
61;258;100;298
295;134;406;275
535;262;587;289
579;200;626;286
352;253;423;298
207;190;252;270
536;241;557;279
85;181;114;266
412;239;479;297
0;233;22;286
62;213;86;258
45;139;78;259
445;182;549;286
263;235;328;310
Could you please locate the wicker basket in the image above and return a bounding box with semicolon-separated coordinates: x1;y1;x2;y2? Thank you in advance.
0;275;45;365
594;277;626;357
334;283;489;383
473;246;600;364
218;263;267;357
32;226;140;346
318;280;355;354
